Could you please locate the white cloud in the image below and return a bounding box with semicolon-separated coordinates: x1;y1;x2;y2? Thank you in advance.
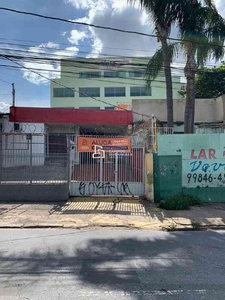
23;62;60;85
86;33;103;58
53;46;79;58
43;42;60;49
215;0;225;17
89;6;155;58
68;30;89;45
65;0;107;10
22;43;79;85
67;0;156;58
0;102;10;112
65;0;225;70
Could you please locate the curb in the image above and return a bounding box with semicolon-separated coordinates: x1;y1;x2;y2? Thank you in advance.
0;223;225;231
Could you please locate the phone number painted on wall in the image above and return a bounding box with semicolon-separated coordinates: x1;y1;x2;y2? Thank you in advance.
183;148;225;188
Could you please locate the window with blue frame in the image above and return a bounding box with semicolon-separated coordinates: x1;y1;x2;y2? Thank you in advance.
79;87;100;97
128;71;145;77
79;72;101;78
104;71;126;78
53;88;74;97
130;86;151;96
105;107;115;110
105;87;126;97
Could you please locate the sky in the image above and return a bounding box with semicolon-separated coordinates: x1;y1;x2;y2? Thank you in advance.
0;0;225;112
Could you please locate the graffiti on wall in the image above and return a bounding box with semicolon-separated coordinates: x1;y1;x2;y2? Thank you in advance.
78;181;133;196
183;148;225;187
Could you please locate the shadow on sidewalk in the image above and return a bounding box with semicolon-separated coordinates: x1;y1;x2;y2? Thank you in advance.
48;200;225;227
49;198;164;220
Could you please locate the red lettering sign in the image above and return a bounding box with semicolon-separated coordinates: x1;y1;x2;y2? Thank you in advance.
190;149;197;159
209;148;216;159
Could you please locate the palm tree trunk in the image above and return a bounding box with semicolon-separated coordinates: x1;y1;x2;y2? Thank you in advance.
184;44;197;133
161;38;174;128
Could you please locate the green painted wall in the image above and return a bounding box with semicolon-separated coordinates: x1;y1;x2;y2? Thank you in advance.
156;133;225;202
153;154;182;202
50;57;182;109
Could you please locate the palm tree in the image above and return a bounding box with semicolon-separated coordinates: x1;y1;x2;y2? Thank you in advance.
133;0;225;133
129;0;183;128
178;2;225;133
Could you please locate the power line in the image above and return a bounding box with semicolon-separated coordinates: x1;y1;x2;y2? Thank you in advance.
0;54;185;86
0;59;183;88
0;63;181;90
0;47;187;75
0;42;203;73
0;37;159;55
0;37;222;68
1;6;224;49
3;55;153;119
0;41;219;69
0;7;164;39
0;63;179;93
0;78;11;85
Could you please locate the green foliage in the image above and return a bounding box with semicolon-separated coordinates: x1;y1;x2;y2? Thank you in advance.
185;194;202;206
191;221;201;230
167;222;177;232
178;90;187;98
195;63;225;98
159;194;202;210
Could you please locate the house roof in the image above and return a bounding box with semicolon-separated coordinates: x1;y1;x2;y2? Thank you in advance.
10;106;133;126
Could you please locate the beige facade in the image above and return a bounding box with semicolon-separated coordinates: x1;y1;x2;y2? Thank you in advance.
132;95;225;124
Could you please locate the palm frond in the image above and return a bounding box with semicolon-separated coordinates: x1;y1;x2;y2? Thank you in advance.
145;48;164;89
144;42;180;89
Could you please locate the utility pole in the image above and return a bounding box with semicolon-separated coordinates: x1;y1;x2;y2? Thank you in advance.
12;83;15;106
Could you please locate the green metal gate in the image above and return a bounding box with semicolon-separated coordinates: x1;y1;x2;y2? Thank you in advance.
153;154;182;202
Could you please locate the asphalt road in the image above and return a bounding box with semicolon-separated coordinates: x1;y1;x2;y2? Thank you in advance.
0;229;225;300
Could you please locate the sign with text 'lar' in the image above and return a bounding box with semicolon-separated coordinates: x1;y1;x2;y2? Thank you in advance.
78;137;131;153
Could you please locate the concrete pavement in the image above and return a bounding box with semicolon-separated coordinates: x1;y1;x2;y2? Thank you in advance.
1;198;225;230
1;229;225;299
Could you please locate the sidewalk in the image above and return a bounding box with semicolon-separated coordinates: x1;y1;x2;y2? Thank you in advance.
1;198;225;230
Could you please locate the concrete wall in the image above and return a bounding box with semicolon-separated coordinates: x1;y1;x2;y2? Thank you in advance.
50;57;182;109
0;184;69;202
132;96;225;123
145;153;154;201
157;133;225;202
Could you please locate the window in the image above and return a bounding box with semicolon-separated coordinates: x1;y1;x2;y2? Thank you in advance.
104;71;126;78
130;86;151;97
79;72;101;78
79;87;100;97
79;107;100;110
105;107;115;110
53;88;74;98
14;123;20;132
129;71;145;78
105;87;126;97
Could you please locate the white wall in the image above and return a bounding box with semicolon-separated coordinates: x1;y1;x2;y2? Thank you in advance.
1;117;45;168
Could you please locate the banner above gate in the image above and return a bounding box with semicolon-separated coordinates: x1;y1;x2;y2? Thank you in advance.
78;137;131;153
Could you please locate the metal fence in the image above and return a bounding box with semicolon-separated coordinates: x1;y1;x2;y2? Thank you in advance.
0;133;145;199
70;135;145;196
157;127;174;135
0;133;69;185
